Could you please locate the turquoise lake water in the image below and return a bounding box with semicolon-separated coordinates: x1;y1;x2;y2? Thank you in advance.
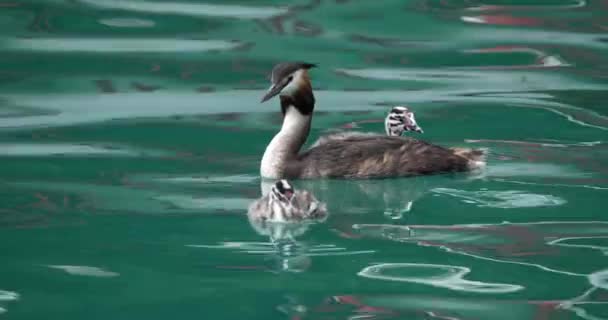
1;0;608;319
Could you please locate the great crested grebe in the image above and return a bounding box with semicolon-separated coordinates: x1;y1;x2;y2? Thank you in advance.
259;62;486;179
247;179;327;223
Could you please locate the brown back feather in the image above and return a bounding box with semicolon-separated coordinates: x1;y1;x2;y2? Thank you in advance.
286;135;470;178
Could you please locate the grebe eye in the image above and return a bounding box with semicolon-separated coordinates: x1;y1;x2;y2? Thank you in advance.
287;75;293;82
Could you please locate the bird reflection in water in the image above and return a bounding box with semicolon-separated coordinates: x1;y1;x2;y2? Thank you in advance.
248;179;328;272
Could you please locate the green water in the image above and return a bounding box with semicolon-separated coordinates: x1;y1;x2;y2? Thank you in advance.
1;0;608;319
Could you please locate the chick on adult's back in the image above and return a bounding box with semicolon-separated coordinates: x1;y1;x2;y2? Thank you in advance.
259;62;486;179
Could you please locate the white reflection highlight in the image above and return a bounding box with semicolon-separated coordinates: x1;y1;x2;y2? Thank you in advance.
2;89;607;131
186;241;372;257
434;243;586;277
432;188;566;208
78;0;287;19
561;287;608;320
353;221;601;277
358;263;523;293
494;178;608;191
48;265;119;277
154;195;252;211
485;163;591;179
0;143;168;157
158;174;258;185
2;38;240;53
0;290;18;302
589;268;608;290
549;236;608;255
465;0;587;11
98;18;155;28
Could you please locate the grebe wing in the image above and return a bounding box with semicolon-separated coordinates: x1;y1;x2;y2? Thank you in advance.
310;131;380;148
294;135;470;178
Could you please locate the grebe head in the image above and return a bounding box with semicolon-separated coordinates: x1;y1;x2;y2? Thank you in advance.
270;179;295;204
385;106;423;136
261;62;316;103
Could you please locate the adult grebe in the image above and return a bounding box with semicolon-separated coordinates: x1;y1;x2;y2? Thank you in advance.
259;62;486;179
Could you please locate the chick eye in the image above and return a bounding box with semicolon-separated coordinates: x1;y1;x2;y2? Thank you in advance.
287;75;294;83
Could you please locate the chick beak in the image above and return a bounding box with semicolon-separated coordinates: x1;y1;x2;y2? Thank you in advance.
408;125;423;134
405;113;423;134
284;190;294;200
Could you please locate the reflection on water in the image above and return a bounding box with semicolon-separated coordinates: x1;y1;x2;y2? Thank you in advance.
358;263;523;293
273;176;444;217
431;188;566;208
1;0;608;319
76;0;288;19
354;221;608;277
47;265;119;277
2;38;243;53
0;290;19;314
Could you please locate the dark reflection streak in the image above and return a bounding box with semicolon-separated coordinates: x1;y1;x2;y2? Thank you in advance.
215;113;242;121
131;82;161;92
180;64;197;80
0;72;28;86
254;19;273;33
411;0;605;32
233;42;254;52
467;1;588;12
0;3;20;7
293;20;322;37
27;9;52;33
260;0;321;35
94;79;117;93
412;0;588;12
348;34;427;49
196;86;214;92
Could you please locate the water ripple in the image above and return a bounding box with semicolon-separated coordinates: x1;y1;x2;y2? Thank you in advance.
4;90;606;130
588;268;608;290
154;194;251;211
155;174;258;185
48;265;119;277
187;241;373;257
431;188;566;208
354;221;608;277
549;236;608;255
98;18;156;28
358;263;523;293
0;289;20;314
0;143;169;157
77;0;287;19
484;163;591;179
1;38;242;53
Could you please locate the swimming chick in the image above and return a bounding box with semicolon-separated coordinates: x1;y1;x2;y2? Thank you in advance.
247;179;327;223
259;62;486;179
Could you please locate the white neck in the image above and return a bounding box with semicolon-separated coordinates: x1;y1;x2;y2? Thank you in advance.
260;106;311;178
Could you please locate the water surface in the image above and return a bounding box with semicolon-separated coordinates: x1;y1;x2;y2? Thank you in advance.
1;1;608;319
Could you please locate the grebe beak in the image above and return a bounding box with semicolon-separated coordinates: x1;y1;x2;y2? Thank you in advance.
261;83;285;103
